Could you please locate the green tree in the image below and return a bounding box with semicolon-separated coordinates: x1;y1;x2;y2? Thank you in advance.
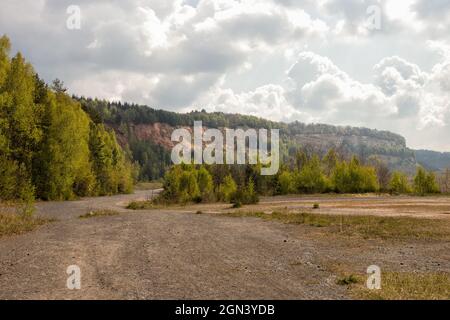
218;174;237;202
332;157;378;193
162;165;182;201
278;170;295;195
89;123;133;196
0;35;133;202
233;178;259;205
197;166;214;202
296;155;329;193
389;171;411;194
179;169;200;203
34;92;94;200
414;167;439;196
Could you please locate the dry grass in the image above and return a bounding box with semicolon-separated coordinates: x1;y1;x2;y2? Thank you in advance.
126;200;156;210
342;272;450;300
224;211;450;241
79;209;120;219
0;213;52;238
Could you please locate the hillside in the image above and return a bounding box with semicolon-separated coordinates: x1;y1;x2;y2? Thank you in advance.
415;150;450;171
77;97;424;180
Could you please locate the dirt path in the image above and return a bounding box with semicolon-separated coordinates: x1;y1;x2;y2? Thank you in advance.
0;193;449;299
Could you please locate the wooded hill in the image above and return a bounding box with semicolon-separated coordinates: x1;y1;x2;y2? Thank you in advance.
76;97;420;181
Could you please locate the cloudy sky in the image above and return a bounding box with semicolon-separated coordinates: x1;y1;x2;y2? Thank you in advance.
1;0;450;150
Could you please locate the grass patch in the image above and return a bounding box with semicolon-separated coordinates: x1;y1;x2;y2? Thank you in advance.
126;200;156;210
350;272;450;300
79;209;120;219
0;213;52;238
337;274;360;285
225;211;450;240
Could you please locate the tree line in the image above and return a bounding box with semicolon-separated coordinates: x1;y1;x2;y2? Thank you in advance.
76;97;408;144
157;149;441;206
0;35;134;210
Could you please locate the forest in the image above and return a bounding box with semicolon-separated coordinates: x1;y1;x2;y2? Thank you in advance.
76;96;407;143
0;36;134;210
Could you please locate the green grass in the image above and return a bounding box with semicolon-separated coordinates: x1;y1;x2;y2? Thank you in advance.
225;211;450;240
79;209;120;219
0;213;52;238
346;272;450;300
337;274;359;285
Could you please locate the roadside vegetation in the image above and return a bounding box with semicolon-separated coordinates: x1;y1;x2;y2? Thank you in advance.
79;209;120;219
224;211;450;241
337;272;450;300
133;150;441;209
0;212;52;238
127;201;157;210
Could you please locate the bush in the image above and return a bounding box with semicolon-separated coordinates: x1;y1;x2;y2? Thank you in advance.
278;171;295;195
414;167;440;196
197;166;214;202
218;174;237;202
389;171;411;194
337;275;359;285
296;155;329;194
332;157;379;193
232;179;259;205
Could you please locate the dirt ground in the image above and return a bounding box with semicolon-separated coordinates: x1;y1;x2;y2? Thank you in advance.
0;191;449;299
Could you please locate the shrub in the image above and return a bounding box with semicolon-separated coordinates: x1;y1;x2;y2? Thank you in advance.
218;174;238;202
197;166;214;202
414;167;440;196
332;157;379;193
278;171;295;195
233;179;259;205
389;171;411;194
337;275;359;285
296;155;329;194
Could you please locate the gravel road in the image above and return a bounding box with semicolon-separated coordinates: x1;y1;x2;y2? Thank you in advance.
0;192;448;299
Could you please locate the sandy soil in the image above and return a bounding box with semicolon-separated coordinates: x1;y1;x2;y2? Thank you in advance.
184;194;450;219
0;192;449;299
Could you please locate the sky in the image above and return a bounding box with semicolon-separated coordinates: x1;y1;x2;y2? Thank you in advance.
1;0;450;150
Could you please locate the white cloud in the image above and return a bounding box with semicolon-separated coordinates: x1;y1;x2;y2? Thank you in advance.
1;0;450;149
197;84;310;123
373;56;427;95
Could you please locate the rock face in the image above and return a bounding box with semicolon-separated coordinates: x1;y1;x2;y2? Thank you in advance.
132;123;176;149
